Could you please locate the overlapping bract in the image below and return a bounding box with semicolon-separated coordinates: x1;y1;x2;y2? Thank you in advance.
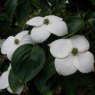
26;15;68;43
49;35;94;75
1;31;33;60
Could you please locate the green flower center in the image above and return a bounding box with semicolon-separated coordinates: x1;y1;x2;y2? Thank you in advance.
14;39;19;45
43;19;49;25
72;48;78;56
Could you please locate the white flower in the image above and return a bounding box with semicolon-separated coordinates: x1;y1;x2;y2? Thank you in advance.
0;64;24;94
26;15;68;43
49;35;95;76
1;31;33;60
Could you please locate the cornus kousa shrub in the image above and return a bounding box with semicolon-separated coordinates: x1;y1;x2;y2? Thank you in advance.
0;15;95;95
0;0;95;95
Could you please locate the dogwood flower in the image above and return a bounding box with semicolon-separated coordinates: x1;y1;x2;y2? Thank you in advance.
0;64;24;94
26;15;68;43
49;35;94;76
1;31;33;60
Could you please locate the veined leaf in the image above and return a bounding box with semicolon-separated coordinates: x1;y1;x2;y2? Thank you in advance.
11;44;46;83
5;0;18;20
35;57;56;95
9;69;23;92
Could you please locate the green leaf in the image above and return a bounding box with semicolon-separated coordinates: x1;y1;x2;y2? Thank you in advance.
91;0;95;5
90;41;95;54
88;18;95;31
85;12;95;19
16;0;31;24
60;75;77;95
87;90;95;95
60;73;95;95
35;57;56;95
87;18;95;39
48;0;66;7
32;0;50;11
67;15;84;37
11;44;46;83
9;69;23;92
5;0;18;20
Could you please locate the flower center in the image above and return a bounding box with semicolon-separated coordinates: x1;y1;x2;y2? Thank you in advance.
14;39;19;45
71;48;78;56
43;19;49;25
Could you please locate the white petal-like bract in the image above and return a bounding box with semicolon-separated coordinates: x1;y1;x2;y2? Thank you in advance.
1;36;15;54
15;31;29;40
7;46;18;61
26;17;43;26
44;15;63;23
74;51;94;73
49;39;73;58
55;54;77;76
70;35;90;52
20;35;34;44
47;21;68;36
31;25;50;43
0;71;9;89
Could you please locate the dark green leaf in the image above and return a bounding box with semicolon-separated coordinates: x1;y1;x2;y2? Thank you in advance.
67;15;84;37
48;0;66;7
90;41;95;54
88;18;95;31
60;73;95;95
16;0;31;24
35;57;56;95
91;0;95;5
9;69;23;92
11;44;45;83
86;90;95;95
5;0;18;20
85;12;95;19
32;0;50;11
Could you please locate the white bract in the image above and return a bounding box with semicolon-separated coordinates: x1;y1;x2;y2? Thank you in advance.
49;35;95;76
1;31;33;60
0;64;24;94
26;15;68;43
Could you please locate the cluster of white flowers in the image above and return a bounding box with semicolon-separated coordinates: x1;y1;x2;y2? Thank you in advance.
0;15;94;94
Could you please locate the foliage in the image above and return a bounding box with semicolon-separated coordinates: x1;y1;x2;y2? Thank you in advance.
0;0;95;95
